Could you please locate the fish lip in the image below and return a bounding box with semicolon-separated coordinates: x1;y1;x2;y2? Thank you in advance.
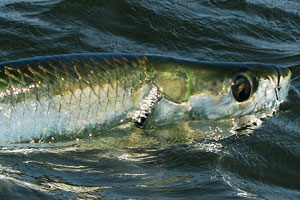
274;66;281;101
274;66;292;102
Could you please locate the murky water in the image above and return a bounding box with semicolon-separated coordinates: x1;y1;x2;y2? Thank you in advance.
0;0;300;199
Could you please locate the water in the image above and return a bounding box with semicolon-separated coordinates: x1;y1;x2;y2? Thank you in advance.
0;0;300;199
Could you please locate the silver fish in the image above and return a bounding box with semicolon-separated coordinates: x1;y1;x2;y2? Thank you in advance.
0;53;291;143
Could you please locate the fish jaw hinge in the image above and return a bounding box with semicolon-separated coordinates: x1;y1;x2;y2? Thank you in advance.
131;86;162;128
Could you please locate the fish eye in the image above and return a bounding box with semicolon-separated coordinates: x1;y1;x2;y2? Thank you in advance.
231;75;252;102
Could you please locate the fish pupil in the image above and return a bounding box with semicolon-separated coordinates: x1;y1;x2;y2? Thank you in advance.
232;75;252;102
238;88;247;100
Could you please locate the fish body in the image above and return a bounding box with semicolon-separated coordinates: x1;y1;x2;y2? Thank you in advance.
0;53;291;143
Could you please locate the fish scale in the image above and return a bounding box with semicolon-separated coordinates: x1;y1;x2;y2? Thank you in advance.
0;54;152;143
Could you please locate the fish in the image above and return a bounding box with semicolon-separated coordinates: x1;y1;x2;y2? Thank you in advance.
0;53;291;143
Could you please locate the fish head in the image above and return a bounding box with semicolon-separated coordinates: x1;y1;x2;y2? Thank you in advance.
187;62;291;120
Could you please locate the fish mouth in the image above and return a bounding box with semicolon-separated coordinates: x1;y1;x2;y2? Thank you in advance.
274;66;292;103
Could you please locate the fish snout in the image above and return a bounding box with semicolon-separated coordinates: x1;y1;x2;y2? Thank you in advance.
276;67;292;102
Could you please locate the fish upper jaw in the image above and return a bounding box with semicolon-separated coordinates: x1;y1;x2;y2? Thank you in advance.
276;67;292;103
